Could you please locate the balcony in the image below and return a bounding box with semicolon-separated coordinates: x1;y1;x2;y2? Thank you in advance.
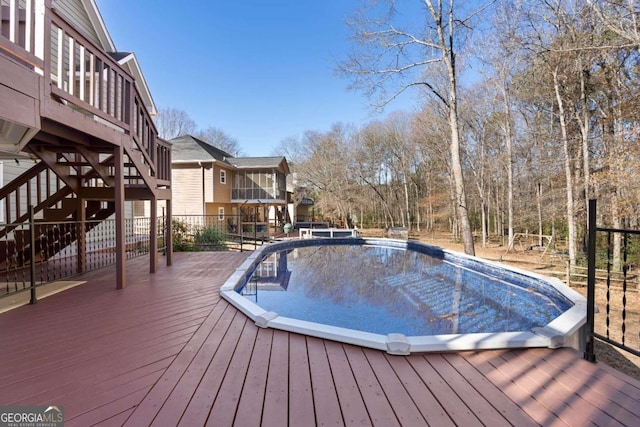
0;0;170;187
0;0;171;288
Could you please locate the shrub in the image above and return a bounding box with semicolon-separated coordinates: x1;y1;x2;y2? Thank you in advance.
193;226;228;251
172;218;193;252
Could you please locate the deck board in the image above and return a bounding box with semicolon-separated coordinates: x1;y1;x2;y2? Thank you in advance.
408;353;482;426
288;333;316;426
324;340;371;426
344;344;401;426
233;327;273;426
467;350;569;427
444;352;537;426
261;330;290;427
384;354;455;426
306;336;344;426
177;311;248;426
518;348;640;425
362;348;428;426
0;251;638;427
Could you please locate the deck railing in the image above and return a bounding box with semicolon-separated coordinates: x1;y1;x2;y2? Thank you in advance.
0;0;168;182
172;214;272;252
0;213;167;301
0;0;45;70
584;199;640;361
0;161;71;237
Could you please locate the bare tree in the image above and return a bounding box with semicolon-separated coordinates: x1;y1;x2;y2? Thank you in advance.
341;0;493;255
154;107;197;140
587;0;640;46
195;126;243;156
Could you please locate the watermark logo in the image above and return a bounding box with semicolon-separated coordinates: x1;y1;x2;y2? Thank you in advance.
0;406;64;427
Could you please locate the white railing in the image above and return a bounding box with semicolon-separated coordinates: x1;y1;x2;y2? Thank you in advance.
298;228;360;239
0;0;46;72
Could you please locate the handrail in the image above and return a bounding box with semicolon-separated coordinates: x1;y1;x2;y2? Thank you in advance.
0;161;66;225
0;0;45;69
156;139;171;182
1;0;171;189
48;9;133;130
46;5;168;181
584;199;640;362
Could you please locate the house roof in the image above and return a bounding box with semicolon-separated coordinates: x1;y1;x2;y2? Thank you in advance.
170;135;290;174
170;135;234;164
229;157;290;174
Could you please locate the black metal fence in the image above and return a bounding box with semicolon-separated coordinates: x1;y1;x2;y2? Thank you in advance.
585;199;640;361
0;213;281;302
171;215;270;252
0;212;167;301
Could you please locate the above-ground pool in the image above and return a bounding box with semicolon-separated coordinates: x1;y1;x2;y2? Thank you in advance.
220;238;587;355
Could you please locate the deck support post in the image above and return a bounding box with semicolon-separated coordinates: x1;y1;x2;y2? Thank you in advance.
150;197;158;273
77;197;86;273
29;205;37;304
584;199;597;362
114;144;126;289
166;198;173;266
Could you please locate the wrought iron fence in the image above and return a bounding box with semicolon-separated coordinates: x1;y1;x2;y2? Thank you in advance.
585;199;640;361
0;212;167;301
171;215;270;252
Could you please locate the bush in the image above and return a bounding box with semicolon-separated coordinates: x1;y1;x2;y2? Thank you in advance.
193;226;228;251
172;218;193;252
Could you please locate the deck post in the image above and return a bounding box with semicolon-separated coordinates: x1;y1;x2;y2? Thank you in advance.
77;197;86;273
150;197;158;273
114;144;126;289
29;205;37;304
584;199;597;362
166;198;173;266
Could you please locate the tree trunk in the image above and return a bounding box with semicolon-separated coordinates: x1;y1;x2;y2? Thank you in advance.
537;182;543;247
553;68;577;268
403;174;411;230
447;58;474;255
503;84;515;252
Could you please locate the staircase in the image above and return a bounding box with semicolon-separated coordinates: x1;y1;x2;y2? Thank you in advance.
0;0;172;291
0;154;124;270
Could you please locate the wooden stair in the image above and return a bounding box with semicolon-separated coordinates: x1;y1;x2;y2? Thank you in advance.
0;149;132;268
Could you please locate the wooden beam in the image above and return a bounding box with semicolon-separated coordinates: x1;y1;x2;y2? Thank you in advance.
150;198;157;273
39;117;94;146
166;198;173;267
155;188;172;200
121;135;156;194
77;186;155;200
76;197;87;273
40;100;125;146
31;147;80;193
76;145;115;187
114;145;126;289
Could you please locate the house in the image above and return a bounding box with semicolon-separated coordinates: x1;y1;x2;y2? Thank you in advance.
0;0;171;289
170;135;290;235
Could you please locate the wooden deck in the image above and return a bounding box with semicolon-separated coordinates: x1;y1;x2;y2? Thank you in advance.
0;252;638;426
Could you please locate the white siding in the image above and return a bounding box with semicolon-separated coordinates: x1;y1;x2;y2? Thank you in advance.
203;165;213;203
172;166;203;215
2;159;39;222
3;158;32;185
53;0;101;46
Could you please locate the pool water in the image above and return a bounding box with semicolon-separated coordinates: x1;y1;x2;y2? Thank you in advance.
239;244;573;337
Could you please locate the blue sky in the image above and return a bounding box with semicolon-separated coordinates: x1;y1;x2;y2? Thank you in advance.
96;0;417;156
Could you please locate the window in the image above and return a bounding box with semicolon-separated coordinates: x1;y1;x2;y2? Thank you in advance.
218;207;225;220
220;169;227;184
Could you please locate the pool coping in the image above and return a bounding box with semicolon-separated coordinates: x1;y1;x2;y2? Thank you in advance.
220;238;587;355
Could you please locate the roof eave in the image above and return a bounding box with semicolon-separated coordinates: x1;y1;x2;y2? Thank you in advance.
82;0;116;51
116;53;158;116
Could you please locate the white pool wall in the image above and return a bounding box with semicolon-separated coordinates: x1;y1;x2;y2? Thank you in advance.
220;238;587;355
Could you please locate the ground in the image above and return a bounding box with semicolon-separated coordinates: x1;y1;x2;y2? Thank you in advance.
358;228;640;381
